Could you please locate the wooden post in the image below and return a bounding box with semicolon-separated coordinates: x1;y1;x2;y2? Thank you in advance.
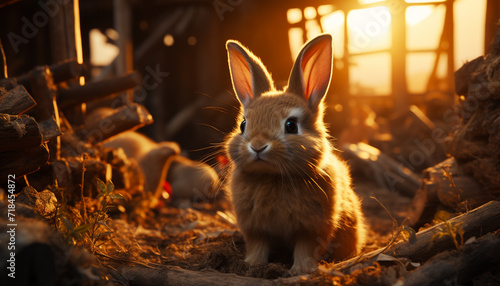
113;0;134;103
391;2;408;111
444;0;455;104
49;0;86;124
29;66;58;122
50;0;76;63
28;66;61;160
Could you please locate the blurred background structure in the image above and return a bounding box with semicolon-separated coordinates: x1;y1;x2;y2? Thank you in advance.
0;0;497;164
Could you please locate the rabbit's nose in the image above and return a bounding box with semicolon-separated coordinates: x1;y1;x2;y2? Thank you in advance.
251;145;268;154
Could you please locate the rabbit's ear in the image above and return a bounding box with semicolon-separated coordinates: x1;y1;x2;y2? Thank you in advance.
226;40;274;107
287;34;333;109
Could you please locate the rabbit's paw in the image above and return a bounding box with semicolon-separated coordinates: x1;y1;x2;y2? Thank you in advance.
289;258;317;276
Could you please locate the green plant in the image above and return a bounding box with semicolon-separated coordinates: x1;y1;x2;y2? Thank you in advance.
87;179;124;253
52;178;124;252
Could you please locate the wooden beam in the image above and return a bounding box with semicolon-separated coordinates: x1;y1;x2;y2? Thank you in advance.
57;72;142;109
390;1;408;111
113;0;134;102
403;231;500;286
77;103;153;143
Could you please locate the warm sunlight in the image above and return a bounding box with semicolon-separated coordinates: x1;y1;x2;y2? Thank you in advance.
89;28;119;66
287;8;302;24
405;5;434;26
358;0;385;4
405;0;445;2
347;6;391;54
287;0;485;96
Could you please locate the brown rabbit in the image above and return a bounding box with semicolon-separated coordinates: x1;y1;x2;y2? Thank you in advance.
225;34;366;275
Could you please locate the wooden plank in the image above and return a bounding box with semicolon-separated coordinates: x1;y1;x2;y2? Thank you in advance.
0;85;36;115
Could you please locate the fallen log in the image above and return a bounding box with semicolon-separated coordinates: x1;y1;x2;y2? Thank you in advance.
0;144;50;179
341;142;420;197
0;85;36;115
78;104;153;144
0;114;42;153
407;181;440;228
331;200;500;271
408;158;496;227
403;231;500;286
118;265;275;286
57;72;142;109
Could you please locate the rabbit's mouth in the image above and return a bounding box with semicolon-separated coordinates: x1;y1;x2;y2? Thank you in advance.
245;158;280;173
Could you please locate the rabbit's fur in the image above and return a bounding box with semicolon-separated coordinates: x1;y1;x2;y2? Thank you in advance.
225;34;366;275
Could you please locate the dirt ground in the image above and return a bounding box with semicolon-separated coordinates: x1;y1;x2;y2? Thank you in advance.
96;177;414;284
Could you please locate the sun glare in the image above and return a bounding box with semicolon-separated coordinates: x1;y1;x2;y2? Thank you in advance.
405;0;445;2
347;6;391;53
406;5;434;26
287;8;302;24
358;0;385;4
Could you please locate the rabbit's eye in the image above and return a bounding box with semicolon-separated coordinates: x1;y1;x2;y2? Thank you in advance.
285;118;298;134
240;119;246;133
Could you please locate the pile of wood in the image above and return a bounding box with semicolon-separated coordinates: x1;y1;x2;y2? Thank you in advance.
406;28;500;228
0;58;150;202
450;27;500;195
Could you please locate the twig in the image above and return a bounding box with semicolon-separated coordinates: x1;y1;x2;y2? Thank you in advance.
81;153;88;222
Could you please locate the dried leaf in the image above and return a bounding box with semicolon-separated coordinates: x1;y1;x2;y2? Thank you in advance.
465;236;477;245
410;262;421;268
377;253;399;262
